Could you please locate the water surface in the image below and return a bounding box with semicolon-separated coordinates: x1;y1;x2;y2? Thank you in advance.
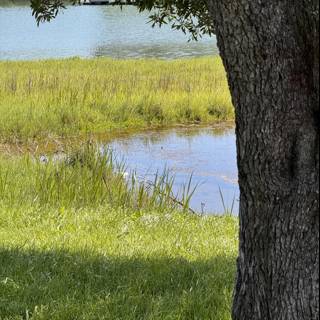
0;4;218;60
108;126;239;215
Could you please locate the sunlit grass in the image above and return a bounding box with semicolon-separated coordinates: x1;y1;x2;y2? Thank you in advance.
0;143;197;212
0;146;238;320
0;206;238;320
0;56;233;143
0;0;28;6
0;56;237;319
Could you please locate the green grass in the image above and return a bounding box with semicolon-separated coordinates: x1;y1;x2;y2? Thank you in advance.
0;144;197;212
0;57;233;143
0;207;237;320
0;147;238;320
0;0;28;6
0;56;236;319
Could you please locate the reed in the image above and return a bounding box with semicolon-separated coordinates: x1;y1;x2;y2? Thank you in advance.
0;56;233;142
0;143;197;213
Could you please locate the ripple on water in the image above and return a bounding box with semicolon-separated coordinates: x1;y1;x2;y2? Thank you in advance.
0;5;218;60
107;125;239;215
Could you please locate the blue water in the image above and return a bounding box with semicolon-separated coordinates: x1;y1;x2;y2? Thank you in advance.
0;4;218;60
108;126;239;215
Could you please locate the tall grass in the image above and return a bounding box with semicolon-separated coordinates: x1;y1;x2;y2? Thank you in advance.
0;0;28;6
0;57;233;142
0;144;197;213
218;186;237;216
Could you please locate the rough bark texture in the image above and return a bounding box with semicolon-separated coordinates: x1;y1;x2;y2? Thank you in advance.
207;1;319;319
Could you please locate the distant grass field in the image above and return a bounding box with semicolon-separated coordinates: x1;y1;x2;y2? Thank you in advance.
0;0;28;6
0;57;233;143
0;148;238;320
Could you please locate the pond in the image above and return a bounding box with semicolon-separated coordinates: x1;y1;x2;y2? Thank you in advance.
0;3;218;60
108;125;239;215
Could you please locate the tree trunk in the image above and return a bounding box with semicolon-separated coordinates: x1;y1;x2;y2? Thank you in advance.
207;1;319;319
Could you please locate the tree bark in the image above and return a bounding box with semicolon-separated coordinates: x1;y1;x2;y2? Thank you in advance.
207;1;319;319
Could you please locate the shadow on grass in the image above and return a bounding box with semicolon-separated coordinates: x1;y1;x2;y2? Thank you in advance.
0;248;236;320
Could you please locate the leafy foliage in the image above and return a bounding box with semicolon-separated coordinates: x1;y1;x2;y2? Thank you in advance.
30;0;213;40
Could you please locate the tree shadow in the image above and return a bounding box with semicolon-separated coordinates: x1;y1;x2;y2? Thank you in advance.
0;248;236;320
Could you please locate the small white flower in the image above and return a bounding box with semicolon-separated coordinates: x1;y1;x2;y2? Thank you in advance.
39;155;49;164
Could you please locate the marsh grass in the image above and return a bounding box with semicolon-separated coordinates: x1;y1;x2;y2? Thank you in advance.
0;0;28;6
218;186;237;216
0;143;197;213
0;57;233;142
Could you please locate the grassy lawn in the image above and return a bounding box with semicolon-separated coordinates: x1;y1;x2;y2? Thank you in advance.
0;57;233;143
0;148;238;320
0;206;237;320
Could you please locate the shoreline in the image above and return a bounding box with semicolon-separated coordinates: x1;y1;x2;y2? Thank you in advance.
0;56;233;146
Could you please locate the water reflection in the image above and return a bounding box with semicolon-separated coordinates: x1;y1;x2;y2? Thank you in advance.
0;4;218;60
108;126;239;215
94;42;218;59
